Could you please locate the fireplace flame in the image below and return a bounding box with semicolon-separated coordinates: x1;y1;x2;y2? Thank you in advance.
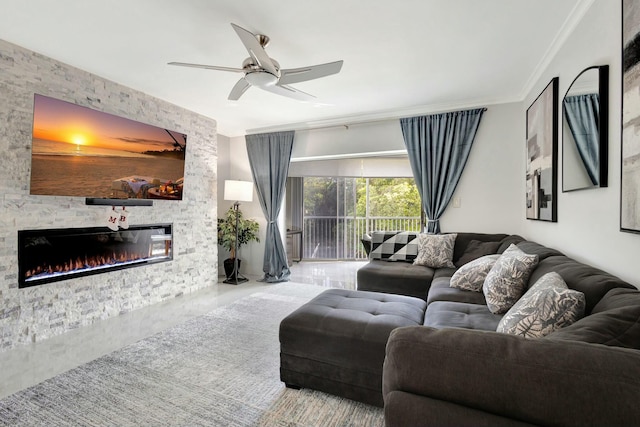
25;251;149;280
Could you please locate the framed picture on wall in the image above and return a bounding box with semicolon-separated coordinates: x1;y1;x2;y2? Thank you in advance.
526;77;559;222
622;0;640;234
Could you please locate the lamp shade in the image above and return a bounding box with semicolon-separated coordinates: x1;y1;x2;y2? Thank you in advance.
224;180;254;202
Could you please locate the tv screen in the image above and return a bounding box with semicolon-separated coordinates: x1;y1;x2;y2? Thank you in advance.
30;94;187;201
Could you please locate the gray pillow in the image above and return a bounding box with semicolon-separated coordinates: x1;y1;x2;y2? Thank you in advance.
413;233;457;268
483;244;539;314
450;254;500;292
497;272;586;338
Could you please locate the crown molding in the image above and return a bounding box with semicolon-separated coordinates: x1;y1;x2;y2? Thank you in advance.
245;96;517;135
519;0;596;100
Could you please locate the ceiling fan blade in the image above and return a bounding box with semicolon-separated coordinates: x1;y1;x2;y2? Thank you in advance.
228;78;251;101
261;83;316;101
279;60;343;85
168;62;244;73
230;23;279;76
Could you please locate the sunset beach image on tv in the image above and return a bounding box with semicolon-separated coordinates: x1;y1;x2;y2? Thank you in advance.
30;94;187;200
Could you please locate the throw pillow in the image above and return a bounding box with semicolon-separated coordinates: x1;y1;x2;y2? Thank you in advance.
545;288;640;350
482;244;539;314
413;233;457;268
450;254;500;292
369;231;419;262
497;272;586;338
454;240;501;267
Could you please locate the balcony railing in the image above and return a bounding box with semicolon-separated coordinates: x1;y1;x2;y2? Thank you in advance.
303;216;422;259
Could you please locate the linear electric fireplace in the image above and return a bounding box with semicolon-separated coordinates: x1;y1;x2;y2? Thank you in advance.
18;224;172;288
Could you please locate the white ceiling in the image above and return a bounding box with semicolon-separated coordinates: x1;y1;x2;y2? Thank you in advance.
1;0;589;137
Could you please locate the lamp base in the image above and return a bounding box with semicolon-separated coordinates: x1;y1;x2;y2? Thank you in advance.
223;276;249;285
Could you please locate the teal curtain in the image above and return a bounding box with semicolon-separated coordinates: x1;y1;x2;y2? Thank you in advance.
245;131;294;282
400;108;485;234
563;94;600;185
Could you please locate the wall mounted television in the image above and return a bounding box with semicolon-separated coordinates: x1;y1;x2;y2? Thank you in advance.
30;94;187;204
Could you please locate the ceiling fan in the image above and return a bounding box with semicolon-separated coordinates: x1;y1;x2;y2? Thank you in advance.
169;23;343;101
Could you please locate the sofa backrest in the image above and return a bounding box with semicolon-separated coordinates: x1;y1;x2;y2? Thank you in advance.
368;231;518;265
546;287;640;350
526;255;635;314
450;233;511;265
515;241;564;260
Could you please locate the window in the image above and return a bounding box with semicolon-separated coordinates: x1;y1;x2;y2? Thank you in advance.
300;177;421;259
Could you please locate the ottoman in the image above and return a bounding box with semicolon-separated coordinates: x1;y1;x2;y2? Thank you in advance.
279;288;427;407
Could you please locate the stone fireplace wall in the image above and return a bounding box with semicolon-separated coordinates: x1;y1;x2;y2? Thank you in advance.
0;39;218;350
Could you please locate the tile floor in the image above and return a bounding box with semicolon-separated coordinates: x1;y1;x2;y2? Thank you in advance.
0;260;366;399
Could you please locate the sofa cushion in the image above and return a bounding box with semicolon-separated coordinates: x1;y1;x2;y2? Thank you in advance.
413;233;457;268
357;260;434;300
527;256;635;314
427;279;488;305
515;241;564;261
497;272;586;338
450;254;500;292
451;233;510;264
280;289;427;407
496;235;526;253
483;245;539;314
369;231;419;262
454;240;501;267
424;301;502;331
546;288;640;349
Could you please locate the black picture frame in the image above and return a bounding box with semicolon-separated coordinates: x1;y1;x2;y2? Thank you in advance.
561;65;609;192
526;77;559;222
621;0;640;234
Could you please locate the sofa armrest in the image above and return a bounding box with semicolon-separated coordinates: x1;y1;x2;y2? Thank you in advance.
383;326;640;427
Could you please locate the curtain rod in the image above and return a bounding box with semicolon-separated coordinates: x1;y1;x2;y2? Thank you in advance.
247;107;488;135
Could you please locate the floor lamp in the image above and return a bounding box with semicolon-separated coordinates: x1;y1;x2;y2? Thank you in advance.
223;180;254;285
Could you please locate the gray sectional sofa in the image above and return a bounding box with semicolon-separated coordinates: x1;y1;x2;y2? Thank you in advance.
279;232;640;426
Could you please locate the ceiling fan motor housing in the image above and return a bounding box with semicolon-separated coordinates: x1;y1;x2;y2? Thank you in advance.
245;70;279;87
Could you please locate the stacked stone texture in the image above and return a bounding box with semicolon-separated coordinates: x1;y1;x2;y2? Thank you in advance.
0;39;218;350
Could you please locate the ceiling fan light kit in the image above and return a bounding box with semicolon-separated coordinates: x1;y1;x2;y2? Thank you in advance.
169;23;343;101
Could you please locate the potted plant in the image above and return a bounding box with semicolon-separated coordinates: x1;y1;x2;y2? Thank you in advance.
217;205;260;281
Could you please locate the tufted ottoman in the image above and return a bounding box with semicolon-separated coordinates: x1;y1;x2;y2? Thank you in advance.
279;288;427;406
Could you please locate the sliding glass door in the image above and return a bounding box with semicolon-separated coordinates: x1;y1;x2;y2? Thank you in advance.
299;177;422;260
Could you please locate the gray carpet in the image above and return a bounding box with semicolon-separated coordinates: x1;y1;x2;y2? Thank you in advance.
0;284;384;426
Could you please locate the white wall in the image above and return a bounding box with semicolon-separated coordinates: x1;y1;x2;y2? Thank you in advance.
218;136;266;278
288;157;413;177
438;103;523;233
291;120;406;160
520;0;639;286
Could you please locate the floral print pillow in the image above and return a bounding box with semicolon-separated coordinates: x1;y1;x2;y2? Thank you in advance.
497;272;586;338
413;233;457;268
450;254;500;292
482;244;539;314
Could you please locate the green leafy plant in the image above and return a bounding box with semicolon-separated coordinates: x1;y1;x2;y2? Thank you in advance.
217;206;260;259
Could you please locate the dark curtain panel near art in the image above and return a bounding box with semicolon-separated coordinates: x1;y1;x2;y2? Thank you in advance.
563;94;600;185
400;108;485;234
246;131;294;282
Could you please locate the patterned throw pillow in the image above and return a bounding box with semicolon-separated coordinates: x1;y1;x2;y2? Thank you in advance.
413;233;457;268
369;231;419;262
482;244;539;314
450;254;500;292
497;272;586;338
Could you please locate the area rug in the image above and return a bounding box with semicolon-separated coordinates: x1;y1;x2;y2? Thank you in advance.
0;284;384;426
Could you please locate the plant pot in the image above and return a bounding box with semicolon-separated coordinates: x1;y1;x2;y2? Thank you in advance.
223;258;247;284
